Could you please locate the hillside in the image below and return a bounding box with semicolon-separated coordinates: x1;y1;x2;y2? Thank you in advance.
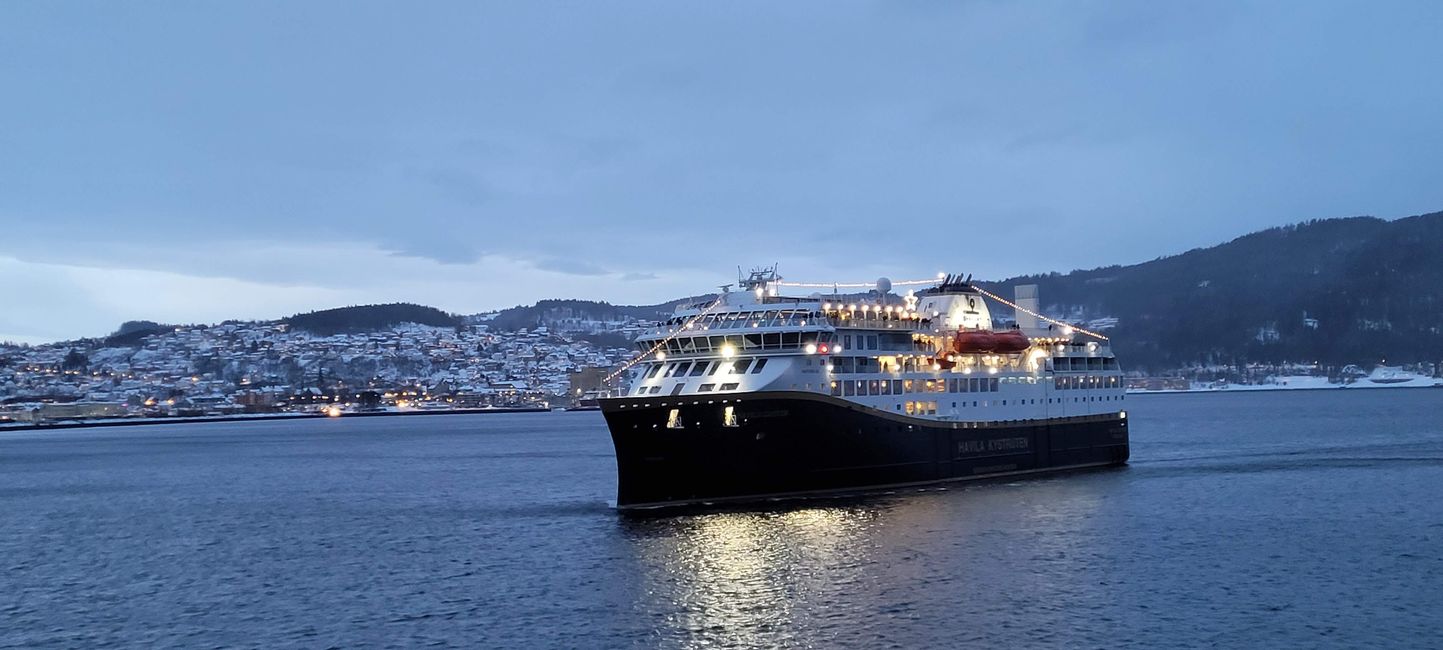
284;303;461;336
979;211;1443;370
483;296;714;332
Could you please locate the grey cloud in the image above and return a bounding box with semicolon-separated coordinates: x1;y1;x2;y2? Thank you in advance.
534;257;610;276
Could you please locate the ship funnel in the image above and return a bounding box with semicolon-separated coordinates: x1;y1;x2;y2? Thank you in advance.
1014;284;1039;331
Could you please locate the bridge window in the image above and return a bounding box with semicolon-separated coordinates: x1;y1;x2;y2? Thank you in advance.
690;362;710;377
751;358;769;373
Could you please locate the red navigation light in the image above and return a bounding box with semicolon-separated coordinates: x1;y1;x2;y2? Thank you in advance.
818;344;829;354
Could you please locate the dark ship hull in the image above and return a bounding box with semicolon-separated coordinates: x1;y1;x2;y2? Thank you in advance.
601;391;1129;510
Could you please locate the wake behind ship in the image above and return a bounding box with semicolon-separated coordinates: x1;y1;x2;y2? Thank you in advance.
600;268;1129;510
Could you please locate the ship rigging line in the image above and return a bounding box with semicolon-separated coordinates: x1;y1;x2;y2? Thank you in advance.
970;286;1110;342
604;296;726;385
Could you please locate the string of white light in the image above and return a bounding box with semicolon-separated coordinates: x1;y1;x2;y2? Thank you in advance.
777;277;942;289
971;286;1110;341
604;297;726;385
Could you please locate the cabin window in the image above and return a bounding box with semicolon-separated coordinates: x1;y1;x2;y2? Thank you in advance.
699;383;715;392
891;379;903;395
723;406;738;427
751;358;769;373
734;358;754;374
649;386;661;394
666;408;683;429
867;335;878;350
844;381;855;396
646;365;663;379
670;384;684;396
905;401;916;415
831;381;842;396
719;382;740;391
690;362;710;377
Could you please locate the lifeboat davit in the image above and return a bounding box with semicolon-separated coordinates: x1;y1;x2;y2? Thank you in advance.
953;329;997;353
992;330;1031;353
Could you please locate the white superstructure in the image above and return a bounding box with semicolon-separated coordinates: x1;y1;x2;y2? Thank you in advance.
620;268;1126;423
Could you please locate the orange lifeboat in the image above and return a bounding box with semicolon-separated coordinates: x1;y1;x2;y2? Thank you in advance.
953;329;997;353
992;330;1031;353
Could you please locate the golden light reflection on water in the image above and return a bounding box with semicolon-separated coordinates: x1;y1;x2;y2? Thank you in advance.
621;483;1114;647
625;503;896;648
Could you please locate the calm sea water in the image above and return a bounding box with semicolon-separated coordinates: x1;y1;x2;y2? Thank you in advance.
3;390;1443;648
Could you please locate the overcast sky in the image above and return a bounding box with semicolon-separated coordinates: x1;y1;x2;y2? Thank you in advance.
3;1;1442;343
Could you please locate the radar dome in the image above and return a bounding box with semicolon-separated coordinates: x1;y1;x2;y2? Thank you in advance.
876;277;892;294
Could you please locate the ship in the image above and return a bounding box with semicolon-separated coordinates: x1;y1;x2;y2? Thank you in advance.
599;267;1130;510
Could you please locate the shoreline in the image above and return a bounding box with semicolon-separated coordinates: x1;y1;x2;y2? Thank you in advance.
0;406;555;432
1128;382;1443;396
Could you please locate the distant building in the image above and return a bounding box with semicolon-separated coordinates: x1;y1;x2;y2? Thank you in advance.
568;366;610;399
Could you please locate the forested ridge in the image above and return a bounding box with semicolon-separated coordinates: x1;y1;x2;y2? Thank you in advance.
979;211;1443;370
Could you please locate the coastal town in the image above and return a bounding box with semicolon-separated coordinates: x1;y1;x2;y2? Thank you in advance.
4;300;1440;427
0;310;644;425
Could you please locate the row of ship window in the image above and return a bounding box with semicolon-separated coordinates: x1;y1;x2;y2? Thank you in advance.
644;358;769;380
831;377;1000;397
664;309;819;329
639;332;830;355
1052;357;1120;371
1056;375;1122;389
638;331;923;355
901;394;1126;415
639;382;741;396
